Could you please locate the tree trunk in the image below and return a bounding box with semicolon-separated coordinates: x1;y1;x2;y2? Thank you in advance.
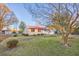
62;33;70;47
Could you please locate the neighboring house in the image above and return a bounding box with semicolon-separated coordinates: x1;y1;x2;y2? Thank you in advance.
1;25;19;35
23;25;55;35
2;27;11;34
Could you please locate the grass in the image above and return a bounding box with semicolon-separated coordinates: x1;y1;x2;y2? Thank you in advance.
0;35;79;56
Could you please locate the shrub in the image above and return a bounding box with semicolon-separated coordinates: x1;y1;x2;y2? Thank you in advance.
32;34;36;36
40;34;44;36
7;39;19;48
12;32;17;37
22;34;29;36
13;34;17;37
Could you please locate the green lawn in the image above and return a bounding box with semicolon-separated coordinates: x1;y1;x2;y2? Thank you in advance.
0;35;79;56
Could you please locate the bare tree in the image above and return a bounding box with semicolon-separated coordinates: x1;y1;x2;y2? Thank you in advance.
0;4;18;31
50;4;79;47
0;3;10;31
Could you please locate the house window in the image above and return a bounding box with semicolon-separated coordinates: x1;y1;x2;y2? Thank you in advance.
31;29;35;32
38;29;41;32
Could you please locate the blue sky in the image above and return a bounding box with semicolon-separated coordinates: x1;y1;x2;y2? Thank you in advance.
6;3;36;26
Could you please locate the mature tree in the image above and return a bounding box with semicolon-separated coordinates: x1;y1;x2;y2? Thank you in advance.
19;21;26;33
0;4;10;31
50;4;79;47
24;3;79;47
0;4;18;31
0;4;19;41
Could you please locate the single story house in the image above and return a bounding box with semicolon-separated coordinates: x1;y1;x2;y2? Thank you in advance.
23;25;55;35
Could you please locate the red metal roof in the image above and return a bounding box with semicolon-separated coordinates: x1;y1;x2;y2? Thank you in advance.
27;26;47;30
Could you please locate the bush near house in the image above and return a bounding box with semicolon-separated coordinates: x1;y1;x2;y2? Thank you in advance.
22;34;29;36
12;32;17;37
